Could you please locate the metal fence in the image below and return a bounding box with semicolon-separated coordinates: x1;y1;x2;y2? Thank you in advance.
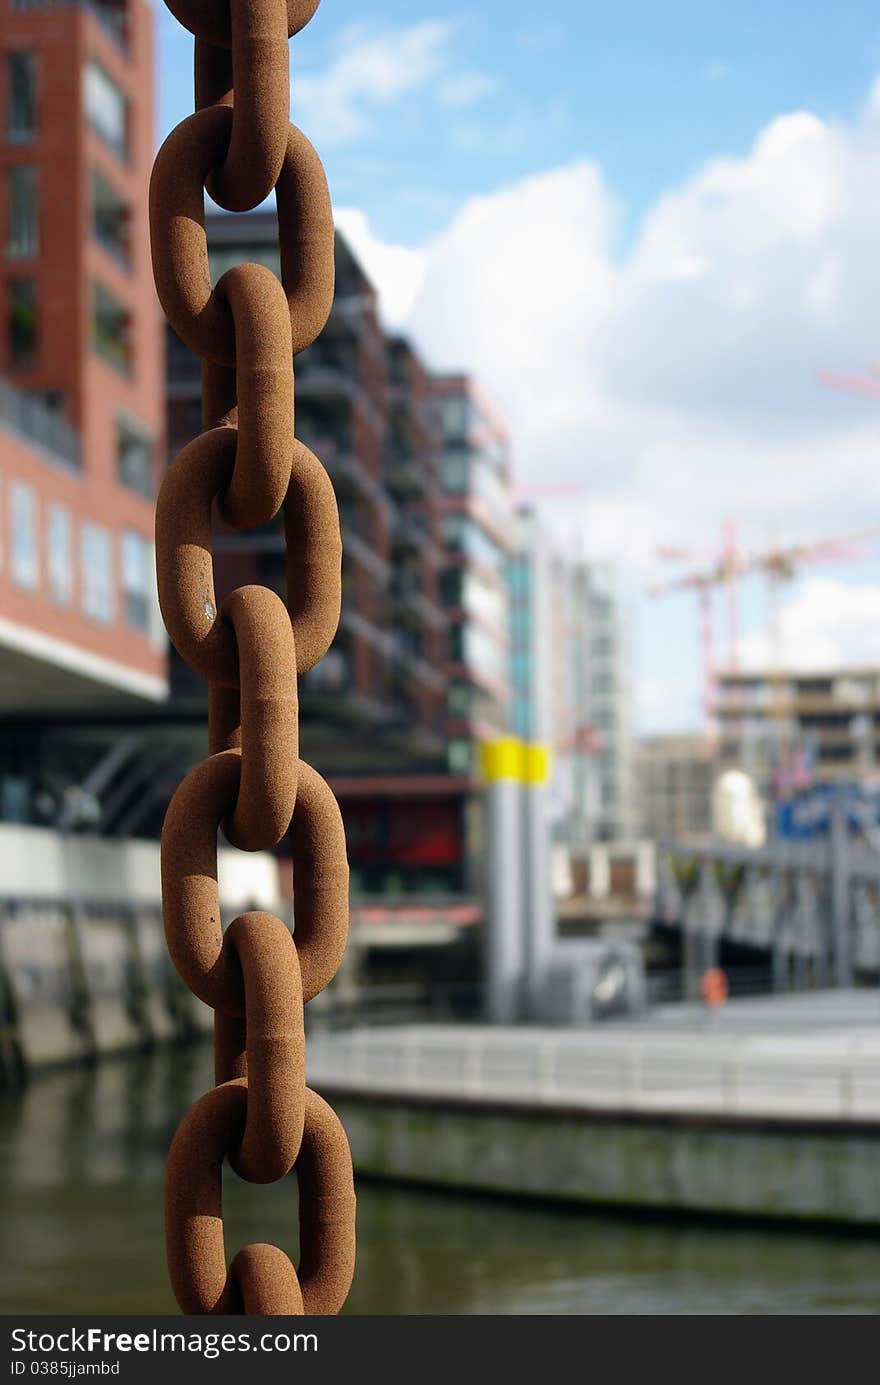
306;1021;880;1122
0;376;80;470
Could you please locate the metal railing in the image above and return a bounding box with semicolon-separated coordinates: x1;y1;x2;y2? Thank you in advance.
306;1021;880;1122
0;377;80;469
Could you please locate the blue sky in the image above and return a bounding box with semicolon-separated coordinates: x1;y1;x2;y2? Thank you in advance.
158;1;880;243
157;3;880;735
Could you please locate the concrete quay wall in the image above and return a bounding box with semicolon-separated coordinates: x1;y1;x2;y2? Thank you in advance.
0;824;282;1075
325;1089;880;1228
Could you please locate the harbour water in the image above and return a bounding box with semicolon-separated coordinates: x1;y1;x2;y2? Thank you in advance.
1;1044;879;1315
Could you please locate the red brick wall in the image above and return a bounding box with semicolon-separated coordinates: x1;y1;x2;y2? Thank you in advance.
0;0;165;692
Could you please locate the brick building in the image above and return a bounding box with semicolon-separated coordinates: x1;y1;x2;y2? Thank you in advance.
0;0;165;826
167;214;448;777
168;217;475;900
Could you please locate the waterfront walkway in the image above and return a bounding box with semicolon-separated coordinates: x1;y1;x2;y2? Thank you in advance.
308;989;880;1122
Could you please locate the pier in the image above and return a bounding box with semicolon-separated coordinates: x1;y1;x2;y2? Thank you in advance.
307;991;880;1228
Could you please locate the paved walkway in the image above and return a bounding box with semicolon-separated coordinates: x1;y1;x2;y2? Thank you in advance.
307;989;880;1123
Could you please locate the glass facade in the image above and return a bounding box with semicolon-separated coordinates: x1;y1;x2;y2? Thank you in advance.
441;514;504;572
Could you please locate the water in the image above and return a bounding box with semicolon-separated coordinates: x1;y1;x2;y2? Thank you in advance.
1;1045;879;1315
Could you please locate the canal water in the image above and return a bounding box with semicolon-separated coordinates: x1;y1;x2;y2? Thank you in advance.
1;1044;879;1315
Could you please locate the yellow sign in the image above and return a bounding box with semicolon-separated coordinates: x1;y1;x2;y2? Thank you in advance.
479;738;551;786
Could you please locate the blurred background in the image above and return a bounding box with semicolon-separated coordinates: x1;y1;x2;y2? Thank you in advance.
1;0;880;1315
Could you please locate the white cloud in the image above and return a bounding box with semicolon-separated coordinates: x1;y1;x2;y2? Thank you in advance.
333;76;880;728
437;71;498;107
739;578;880;671
334;207;427;323
296;21;455;145
341;78;880;577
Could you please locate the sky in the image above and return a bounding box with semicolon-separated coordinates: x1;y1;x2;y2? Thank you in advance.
157;2;880;734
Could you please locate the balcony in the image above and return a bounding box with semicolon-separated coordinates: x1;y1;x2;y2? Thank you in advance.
84;0;128;49
92;169;131;271
296;345;359;402
384;446;430;500
393;512;445;569
296;350;385;436
341;528;392;586
391;641;447;695
330;294;387;365
0;376;79;470
307;440;397;526
392;582;448;632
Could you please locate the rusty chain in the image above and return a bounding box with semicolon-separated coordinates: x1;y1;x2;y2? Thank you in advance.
150;0;355;1315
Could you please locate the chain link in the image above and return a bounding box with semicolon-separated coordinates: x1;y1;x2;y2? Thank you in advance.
151;0;355;1315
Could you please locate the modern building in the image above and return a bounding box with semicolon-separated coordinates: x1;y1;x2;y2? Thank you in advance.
433;373;514;775
715;667;880;790
508;507;555;746
167;213;448;777
0;0;165;826
167;216;499;917
635;733;714;843
568;561;634;843
508;507;578;825
385;335;447;740
508;514;634;853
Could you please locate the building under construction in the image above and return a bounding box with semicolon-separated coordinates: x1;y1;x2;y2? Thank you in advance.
714;667;880;789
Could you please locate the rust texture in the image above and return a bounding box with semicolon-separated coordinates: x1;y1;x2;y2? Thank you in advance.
151;0;355;1315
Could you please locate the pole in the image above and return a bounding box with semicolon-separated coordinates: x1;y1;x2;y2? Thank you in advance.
480;739;525;1023
522;742;553;1019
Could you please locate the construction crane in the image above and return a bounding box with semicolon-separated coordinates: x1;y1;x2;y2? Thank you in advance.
650;525;880;725
817;366;880;400
650;520;740;723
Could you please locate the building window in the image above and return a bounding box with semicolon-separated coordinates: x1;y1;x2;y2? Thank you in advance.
8;277;37;369
9;480;38;590
439;568;463;608
92;281;130;374
91;169;130;267
448;738;471;774
47;502;72;607
117;416;154;498
442;450;469;493
7;164;38;258
447;683;470;717
81;522;114;624
84;59;128;160
120;530;150;632
441;396;469;441
7;51;37;143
